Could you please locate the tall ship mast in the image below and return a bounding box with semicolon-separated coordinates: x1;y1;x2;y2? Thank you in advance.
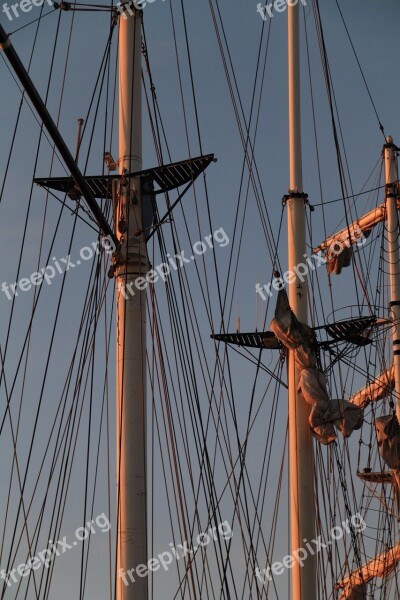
1;2;400;599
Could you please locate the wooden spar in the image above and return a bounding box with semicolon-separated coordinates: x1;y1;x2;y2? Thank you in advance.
336;543;400;598
313;199;400;254
350;366;394;409
0;25;118;248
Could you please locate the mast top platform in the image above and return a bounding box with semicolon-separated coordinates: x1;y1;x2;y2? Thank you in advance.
211;315;385;350
34;154;215;200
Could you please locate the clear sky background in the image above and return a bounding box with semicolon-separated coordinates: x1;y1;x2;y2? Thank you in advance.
1;1;400;598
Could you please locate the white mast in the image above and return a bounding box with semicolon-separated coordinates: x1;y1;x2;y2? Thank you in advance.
384;136;400;421
287;3;316;598
116;7;148;599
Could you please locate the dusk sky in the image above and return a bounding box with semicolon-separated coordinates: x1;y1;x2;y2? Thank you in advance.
1;1;400;598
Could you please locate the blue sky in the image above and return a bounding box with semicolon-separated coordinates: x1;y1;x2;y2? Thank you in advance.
1;1;400;598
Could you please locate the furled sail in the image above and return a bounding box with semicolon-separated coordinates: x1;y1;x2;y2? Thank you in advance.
350;367;400;473
350;366;394;409
270;289;363;444
326;245;352;275
337;543;400;599
314;198;400;275
375;415;400;471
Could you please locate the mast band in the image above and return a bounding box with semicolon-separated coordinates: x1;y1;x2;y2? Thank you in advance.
394;340;400;345
0;37;11;50
394;350;400;356
389;301;400;307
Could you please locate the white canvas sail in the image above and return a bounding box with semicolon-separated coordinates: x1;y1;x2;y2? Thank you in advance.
270;289;363;444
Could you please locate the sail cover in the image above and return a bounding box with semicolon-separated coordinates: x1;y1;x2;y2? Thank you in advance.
270;289;363;444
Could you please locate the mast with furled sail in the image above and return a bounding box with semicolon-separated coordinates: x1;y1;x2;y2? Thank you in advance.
2;3;400;598
286;2;317;598
314;137;400;596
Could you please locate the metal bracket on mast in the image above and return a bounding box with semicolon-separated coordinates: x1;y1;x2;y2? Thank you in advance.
383;140;400;152
282;190;314;211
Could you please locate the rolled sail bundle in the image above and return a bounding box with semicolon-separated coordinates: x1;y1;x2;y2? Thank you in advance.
326;245;352;276
337;543;400;599
340;413;400;597
350;366;394;409
270;288;363;445
372;415;400;501
375;414;400;470
313;199;399;275
339;582;367;600
270;286;318;368
299;369;364;444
